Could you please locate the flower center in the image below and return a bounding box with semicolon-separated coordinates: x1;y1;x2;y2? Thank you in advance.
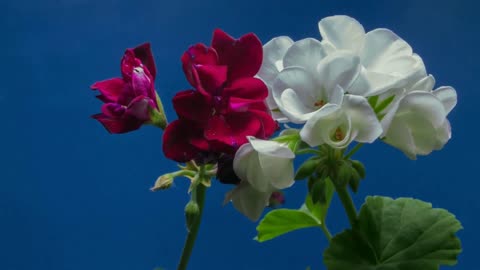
333;127;345;141
314;99;326;108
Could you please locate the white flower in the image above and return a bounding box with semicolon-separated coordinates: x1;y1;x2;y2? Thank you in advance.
270;39;382;148
225;137;295;221
256;36;294;122
381;75;457;159
318;15;426;96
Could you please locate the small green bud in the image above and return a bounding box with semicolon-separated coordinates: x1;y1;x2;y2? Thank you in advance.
351;160;366;179
336;160;352;187
184;200;200;232
295;158;320;180
349;169;361;193
151;174;174;191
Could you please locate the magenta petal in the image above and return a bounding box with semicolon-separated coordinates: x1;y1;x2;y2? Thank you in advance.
211;29;263;81
126;96;152;121
121;49;142;81
133;43;157;79
249;109;278;139
91;78;129;104
223;77;268;100
162;120;204;162
205;113;261;149
173;90;211;125
131;66;154;99
92;113;142;134
101;103;126;118
181;43;219;88
195;64;228;94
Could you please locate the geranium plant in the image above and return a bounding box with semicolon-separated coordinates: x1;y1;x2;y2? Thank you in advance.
90;15;460;270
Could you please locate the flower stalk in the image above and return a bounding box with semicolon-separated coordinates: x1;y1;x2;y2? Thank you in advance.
177;182;207;270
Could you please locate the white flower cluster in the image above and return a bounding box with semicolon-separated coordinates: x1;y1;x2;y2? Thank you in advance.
226;15;457;220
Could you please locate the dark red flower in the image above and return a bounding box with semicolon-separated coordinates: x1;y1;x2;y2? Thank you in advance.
163;29;278;162
91;43;163;133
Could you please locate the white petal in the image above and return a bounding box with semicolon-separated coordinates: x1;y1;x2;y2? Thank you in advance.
300;104;343;147
248;137;295;159
360;29;413;72
398;91;447;128
318;15;365;53
283;38;326;71
342;94;383;143
225;181;271;221
328;85;344;105
257;36;294;83
316;52;361;92
433;86;457;114
379;88;406;136
409;75;435;92
258;154;294;189
383;118;417;159
349;68;404;96
273;67;319;123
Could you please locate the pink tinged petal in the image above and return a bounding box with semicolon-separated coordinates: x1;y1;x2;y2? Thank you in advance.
433;86;457;114
91;113;143;134
181;43;219;88
318;15;365;53
211;29;263;80
257;36;294;83
132;43;157;79
126;96;152;121
316;52;361;93
342;94;383;143
283;38;327;71
224;181;271;221
131;67;153;98
172;90;212;125
91;78;129;104
162;120;203;162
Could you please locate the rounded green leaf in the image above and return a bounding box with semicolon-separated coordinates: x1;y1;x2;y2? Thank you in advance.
256;209;321;242
324;196;462;270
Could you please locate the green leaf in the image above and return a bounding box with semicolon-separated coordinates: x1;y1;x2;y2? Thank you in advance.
374;95;395;114
256;209;321;242
324;196;462;270
305;177;335;223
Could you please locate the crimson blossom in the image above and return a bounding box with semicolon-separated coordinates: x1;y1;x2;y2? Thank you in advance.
163;29;278;164
91;43;160;133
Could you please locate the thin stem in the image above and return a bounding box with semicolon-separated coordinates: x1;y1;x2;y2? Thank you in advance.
177;184;207;270
344;143;364;159
335;185;358;227
320;223;332;242
296;148;322;155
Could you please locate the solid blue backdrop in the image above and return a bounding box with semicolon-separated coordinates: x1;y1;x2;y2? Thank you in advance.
1;0;478;269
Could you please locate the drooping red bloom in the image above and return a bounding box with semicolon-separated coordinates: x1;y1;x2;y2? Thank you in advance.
163;30;278;162
91;43;159;133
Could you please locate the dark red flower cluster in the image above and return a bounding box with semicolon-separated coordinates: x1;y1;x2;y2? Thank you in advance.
91;43;159;134
163;30;277;162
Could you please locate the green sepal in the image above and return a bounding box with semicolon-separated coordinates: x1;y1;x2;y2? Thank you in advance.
295;157;320;180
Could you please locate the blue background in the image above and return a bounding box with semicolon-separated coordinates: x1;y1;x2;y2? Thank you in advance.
2;0;478;269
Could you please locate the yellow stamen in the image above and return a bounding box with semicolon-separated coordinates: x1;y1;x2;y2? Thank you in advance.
314;100;325;107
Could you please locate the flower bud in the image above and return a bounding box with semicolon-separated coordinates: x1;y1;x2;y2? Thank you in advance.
184;200;200;232
295;157;320;180
151;174;174;191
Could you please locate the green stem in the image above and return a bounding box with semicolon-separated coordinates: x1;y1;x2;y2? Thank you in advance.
320;223;332;242
296;148;322;155
344;143;364;159
177;184;207;270
335;185;358;227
